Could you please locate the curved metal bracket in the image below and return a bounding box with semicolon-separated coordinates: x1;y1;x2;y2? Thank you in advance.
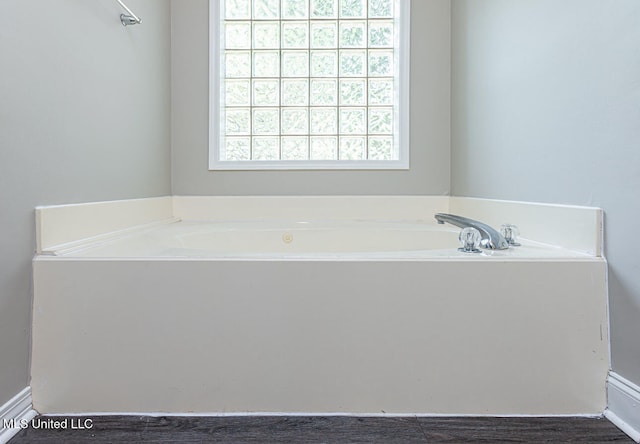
116;0;141;26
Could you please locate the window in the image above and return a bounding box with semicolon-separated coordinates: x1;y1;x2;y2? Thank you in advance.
210;0;410;170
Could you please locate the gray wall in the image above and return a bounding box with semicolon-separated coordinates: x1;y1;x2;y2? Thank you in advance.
171;0;451;195
0;0;171;406
451;0;640;386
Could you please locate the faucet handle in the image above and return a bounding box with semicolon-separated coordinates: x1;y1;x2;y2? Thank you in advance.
458;227;482;253
501;224;521;246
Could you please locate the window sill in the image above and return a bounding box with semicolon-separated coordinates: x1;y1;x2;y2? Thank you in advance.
208;159;410;171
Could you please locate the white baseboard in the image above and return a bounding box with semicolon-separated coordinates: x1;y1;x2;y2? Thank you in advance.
606;372;640;443
0;387;38;444
42;411;602;418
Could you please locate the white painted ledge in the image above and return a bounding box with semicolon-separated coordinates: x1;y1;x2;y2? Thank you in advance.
606;372;640;442
0;387;38;444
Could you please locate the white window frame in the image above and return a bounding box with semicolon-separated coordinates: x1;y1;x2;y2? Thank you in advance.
209;0;410;170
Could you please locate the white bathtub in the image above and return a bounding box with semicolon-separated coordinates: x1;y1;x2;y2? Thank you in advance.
56;220;461;258
31;196;609;415
50;219;595;260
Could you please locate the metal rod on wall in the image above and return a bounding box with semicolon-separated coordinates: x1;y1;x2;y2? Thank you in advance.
116;0;142;26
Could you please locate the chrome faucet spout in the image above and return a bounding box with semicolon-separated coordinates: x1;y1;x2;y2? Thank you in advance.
435;213;510;250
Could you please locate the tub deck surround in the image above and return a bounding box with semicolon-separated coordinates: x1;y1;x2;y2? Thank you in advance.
31;196;609;415
171;196;450;222
35;196;602;256
450;197;603;256
36;196;174;254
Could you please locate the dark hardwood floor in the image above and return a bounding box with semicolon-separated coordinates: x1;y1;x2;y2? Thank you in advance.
7;415;633;443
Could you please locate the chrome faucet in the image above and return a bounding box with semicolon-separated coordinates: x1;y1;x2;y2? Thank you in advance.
435;213;510;250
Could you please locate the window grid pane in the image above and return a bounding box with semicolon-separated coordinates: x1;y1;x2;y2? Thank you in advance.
222;0;398;162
